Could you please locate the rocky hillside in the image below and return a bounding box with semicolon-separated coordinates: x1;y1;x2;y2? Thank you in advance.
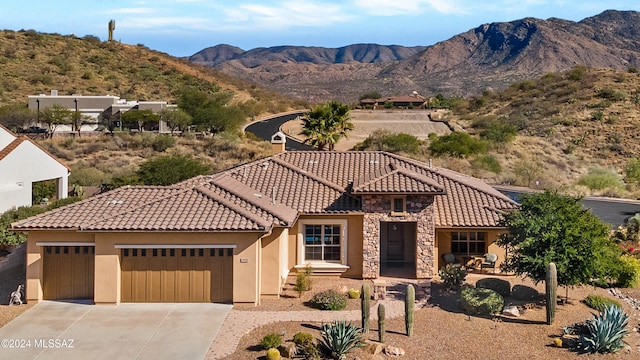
0;30;299;114
189;10;640;103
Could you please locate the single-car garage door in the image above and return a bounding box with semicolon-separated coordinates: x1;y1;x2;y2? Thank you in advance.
43;245;95;300
121;248;233;303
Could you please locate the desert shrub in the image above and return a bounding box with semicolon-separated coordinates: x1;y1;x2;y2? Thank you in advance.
260;333;282;350
136;154;210;185
597;88;627;102
614;255;640;288
472;154;501;174
476;277;511;297
32;180;57;204
624;157;640;184
583;295;622;312
46;196;83;210
353;130;421;154
293;331;320;358
310;290;348;310
70;167;106;186
294;265;313;297
428;132;487;158
151;134;176;152
511;285;539;301
439;264;467;290
591;110;604;121
479;122;518;144
459;287;504;316
320;320;364;359
578;304;629;354
347;288;360;299
568;65;587;81
577;167;624;191
293;332;314;347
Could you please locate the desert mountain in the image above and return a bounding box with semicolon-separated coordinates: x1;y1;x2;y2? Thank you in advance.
190;10;640;103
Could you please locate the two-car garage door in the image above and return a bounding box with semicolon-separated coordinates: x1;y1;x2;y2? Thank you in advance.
120;248;233;303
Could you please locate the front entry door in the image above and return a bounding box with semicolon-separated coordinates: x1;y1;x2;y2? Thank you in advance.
387;223;404;261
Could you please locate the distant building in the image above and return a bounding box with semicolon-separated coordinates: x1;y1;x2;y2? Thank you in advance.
360;93;427;109
0;124;69;213
27;90;175;133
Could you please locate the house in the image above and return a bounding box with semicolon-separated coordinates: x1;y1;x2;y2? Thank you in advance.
360;93;428;109
12;134;517;305
0;124;70;214
27;90;174;133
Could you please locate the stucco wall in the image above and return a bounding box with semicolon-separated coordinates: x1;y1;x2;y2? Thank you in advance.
26;230;265;305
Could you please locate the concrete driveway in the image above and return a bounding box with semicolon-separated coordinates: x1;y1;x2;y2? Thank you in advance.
0;301;231;360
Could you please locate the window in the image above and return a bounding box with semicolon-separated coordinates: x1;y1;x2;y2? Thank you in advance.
391;197;406;215
304;224;341;262
451;231;487;256
297;219;348;272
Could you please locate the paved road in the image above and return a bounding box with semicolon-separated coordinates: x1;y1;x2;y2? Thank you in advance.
494;186;640;228
244;110;312;150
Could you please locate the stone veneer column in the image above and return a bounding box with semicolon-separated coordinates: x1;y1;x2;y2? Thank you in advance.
361;195;435;279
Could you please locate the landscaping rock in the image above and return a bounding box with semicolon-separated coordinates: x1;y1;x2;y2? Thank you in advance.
502;305;520;317
364;340;384;355
280;343;297;358
384;345;405;356
511;284;540;301
476;277;511;297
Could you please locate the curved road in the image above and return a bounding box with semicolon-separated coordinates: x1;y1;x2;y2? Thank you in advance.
244;110;312;150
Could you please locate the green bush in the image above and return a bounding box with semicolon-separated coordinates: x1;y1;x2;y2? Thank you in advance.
151;134;176;152
476;277;511;297
69;167;107;186
320;320;364;360
460;287;504;316
472;154;502;174
577;167;624;191
439;264;467;290
294;265;313;297
624;157;640;184
510;285;539;301
583;295;622;312
293;332;314;347
260;333;282;350
428;132;487;158
137;154;210;185
579;304;629;354
310;290;348;310
615;255;640;288
353;130;422;154
479;122;518;144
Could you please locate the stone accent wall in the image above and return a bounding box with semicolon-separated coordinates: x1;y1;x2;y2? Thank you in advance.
362;195;435;278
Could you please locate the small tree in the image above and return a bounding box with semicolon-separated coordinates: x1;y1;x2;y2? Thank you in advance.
497;190;618;301
160;108;192;134
136;154;210;185
121;109;160;132
302;101;353;151
41;104;72;138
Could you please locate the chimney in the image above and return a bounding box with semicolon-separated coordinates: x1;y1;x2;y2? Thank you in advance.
270;131;286;154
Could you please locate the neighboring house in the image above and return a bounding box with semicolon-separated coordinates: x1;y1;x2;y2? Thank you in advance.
0;125;70;214
360;93;427;108
12;133;517;305
27;90;174;133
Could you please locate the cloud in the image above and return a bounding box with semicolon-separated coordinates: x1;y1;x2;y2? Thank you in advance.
118;16;211;32
222;1;354;29
353;0;468;16
106;7;156;15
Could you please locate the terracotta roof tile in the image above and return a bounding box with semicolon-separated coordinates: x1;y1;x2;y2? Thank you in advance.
12;150;517;231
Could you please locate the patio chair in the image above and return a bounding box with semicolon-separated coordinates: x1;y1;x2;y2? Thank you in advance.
442;253;463;268
481;253;498;273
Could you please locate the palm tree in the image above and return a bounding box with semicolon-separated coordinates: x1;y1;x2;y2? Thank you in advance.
302;101;353;150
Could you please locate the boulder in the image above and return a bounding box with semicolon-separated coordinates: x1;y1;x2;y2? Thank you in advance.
384;345;406;356
502;305;520;317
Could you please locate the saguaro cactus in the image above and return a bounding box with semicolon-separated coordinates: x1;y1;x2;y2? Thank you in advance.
405;284;415;336
378;303;386;343
545;262;557;325
361;283;370;333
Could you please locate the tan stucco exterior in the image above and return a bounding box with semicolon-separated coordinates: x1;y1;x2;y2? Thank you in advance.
26;230;267;305
435;228;507;273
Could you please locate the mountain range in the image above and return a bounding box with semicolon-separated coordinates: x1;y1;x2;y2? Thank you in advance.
188;10;640;103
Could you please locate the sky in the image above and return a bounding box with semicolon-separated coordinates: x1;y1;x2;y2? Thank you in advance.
4;1;640;57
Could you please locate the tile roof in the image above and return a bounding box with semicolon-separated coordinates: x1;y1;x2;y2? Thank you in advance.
12;150;517;231
0;129;70;172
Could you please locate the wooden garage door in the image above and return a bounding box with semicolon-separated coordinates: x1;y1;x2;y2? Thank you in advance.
43;246;95;300
121;248;233;303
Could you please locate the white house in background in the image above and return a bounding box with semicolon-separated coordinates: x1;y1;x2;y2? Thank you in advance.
0;125;70;213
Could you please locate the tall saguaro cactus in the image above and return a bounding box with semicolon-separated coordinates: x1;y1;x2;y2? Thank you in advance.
361;283;370;333
378;303;386;343
405;284;415;336
108;20;116;41
545;262;557;325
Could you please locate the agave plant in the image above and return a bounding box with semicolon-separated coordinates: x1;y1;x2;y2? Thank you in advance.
579;304;630;354
320;320;364;360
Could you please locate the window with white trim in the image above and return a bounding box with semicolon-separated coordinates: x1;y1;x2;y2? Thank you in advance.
451;231;487;256
297;219;348;268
